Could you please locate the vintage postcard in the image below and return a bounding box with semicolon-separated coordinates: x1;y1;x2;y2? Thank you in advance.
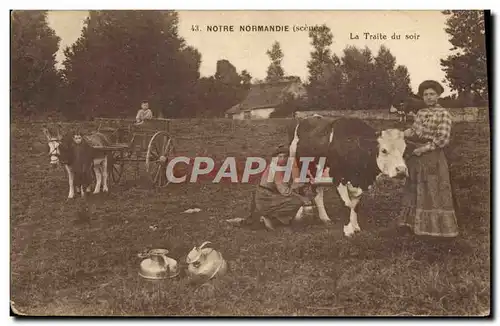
10;10;490;317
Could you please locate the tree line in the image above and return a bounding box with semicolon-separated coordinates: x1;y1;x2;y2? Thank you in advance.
10;10;488;121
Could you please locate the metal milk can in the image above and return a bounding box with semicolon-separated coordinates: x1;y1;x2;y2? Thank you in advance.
138;248;179;280
186;241;227;282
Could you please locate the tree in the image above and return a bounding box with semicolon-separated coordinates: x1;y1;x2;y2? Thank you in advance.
283;76;301;83
372;46;395;108
339;45;412;110
239;70;252;86
307;24;334;84
11;10;61;118
215;59;241;85
305;24;337;108
440;10;488;104
341;46;379;109
392;65;412;104
305;41;412;110
195;60;249;117
61;10;201;119
168;45;203;117
309;55;345;109
373;46;412;108
265;41;285;82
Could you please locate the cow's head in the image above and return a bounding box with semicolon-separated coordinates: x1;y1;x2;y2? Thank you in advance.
375;129;408;178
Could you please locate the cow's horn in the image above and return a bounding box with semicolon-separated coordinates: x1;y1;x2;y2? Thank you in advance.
375;131;382;137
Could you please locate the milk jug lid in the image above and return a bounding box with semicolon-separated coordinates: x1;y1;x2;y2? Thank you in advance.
186;241;212;264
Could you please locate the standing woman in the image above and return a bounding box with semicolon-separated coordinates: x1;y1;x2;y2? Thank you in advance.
398;80;459;238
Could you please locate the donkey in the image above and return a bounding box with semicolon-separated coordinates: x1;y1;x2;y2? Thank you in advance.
42;126;111;199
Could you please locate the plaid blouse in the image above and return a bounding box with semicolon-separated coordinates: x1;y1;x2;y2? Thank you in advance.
406;105;452;152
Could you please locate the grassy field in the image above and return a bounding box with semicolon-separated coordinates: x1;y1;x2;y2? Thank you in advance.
10;118;491;316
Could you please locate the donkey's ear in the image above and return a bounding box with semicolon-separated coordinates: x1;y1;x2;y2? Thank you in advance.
41;127;50;140
56;123;63;140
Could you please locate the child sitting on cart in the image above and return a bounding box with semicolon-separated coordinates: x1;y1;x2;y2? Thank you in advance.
135;100;153;124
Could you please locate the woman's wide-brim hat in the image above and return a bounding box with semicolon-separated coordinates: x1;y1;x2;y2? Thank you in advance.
418;80;444;97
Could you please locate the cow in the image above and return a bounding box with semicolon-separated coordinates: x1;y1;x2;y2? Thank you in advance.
287;116;413;237
42;126;111;199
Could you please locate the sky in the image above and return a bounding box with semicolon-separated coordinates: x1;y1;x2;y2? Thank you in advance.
46;10;456;96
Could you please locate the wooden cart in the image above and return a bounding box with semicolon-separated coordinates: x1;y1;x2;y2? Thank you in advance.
93;118;175;187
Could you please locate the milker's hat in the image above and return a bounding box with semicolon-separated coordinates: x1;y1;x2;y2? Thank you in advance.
417;80;444;97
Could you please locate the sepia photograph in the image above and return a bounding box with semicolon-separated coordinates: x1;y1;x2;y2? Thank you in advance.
10;9;491;317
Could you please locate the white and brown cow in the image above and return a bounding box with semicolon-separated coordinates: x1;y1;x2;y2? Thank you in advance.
42;126;111;199
287;116;413;237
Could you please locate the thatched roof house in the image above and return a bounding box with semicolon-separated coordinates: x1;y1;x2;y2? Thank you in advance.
226;80;306;119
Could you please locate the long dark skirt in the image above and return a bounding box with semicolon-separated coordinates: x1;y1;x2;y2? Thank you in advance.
398;148;459;237
249;186;305;225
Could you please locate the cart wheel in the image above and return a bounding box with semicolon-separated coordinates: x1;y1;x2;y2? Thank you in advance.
109;150;124;184
146;131;175;187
